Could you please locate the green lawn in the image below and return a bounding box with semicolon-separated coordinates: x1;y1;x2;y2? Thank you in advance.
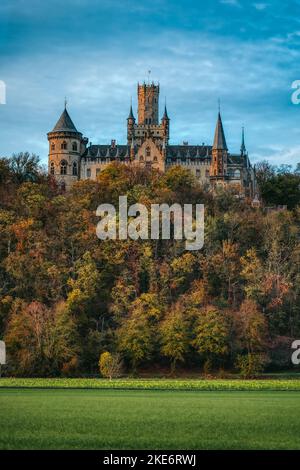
1;388;300;449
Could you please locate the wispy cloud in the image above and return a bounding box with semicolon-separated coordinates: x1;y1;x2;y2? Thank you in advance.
253;3;268;10
220;0;241;6
0;0;300;166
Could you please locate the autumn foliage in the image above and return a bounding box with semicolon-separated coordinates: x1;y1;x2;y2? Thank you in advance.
0;157;299;376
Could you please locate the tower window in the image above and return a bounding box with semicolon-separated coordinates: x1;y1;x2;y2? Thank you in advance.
72;161;78;176
146;147;151;157
86;168;91;178
51;143;55;151
50;161;55;175
61;141;67;150
72;142;78;151
60;160;67;175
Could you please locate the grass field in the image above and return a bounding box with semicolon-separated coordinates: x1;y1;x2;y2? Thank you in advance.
1;388;300;449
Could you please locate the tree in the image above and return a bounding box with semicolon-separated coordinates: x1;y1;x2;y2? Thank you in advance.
99;351;123;379
5;301;79;376
255;160;276;187
9;152;41;184
193;306;230;367
234;299;268;355
160;308;190;372
117;313;154;372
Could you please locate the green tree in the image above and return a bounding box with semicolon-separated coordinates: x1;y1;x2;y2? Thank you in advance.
193;306;230;367
160;308;190;372
99;351;123;379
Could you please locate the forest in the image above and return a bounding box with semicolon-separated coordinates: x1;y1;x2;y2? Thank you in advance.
0;153;300;377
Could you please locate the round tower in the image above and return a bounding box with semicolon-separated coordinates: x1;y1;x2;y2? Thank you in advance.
47;104;85;190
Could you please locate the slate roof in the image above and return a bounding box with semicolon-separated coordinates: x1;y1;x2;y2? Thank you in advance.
127;105;135;120
162;105;169;121
166;145;211;159
52;108;78;133
82;145;130;159
212;112;228;150
81;144;247;167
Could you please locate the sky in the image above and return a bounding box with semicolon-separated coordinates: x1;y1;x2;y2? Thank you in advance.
1;0;300;166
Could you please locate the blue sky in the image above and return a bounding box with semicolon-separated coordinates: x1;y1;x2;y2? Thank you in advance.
1;0;300;166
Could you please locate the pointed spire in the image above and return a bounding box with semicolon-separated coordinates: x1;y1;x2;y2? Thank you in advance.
240;126;246;156
162;105;169;121
127;98;135;121
52;107;78;133
162;97;169;121
212;112;228;151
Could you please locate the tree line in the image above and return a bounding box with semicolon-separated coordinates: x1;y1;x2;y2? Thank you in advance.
0;153;300;377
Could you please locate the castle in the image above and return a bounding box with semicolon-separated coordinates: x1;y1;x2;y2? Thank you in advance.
47;82;257;197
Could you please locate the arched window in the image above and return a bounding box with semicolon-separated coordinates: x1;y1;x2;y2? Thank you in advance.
60;160;67;175
72;142;78;151
146;147;151;157
72;161;78;176
139;156;144;162
153;156;158;162
50;161;55;175
61;141;67;150
51;143;55;151
86;168;91;178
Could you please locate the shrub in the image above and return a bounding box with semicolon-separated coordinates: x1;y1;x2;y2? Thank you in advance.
235;353;268;378
99;352;123;380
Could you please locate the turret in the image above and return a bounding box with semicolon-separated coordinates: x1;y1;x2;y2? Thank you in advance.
127;102;136;144
47;103;86;190
161;103;170;143
210;111;228;179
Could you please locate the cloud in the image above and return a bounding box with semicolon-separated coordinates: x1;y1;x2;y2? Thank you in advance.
0;0;299;167
253;3;268;10
220;0;241;6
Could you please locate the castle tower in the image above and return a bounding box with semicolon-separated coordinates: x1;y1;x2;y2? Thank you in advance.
129;83;169;148
210;112;228;181
138;82;159;125
47;105;87;190
161;104;170;142
127;103;136;145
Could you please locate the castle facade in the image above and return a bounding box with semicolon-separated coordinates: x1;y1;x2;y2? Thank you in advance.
47;83;257;197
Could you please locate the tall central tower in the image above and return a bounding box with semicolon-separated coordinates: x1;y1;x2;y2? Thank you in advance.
137;82;159;125
127;82;169;147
